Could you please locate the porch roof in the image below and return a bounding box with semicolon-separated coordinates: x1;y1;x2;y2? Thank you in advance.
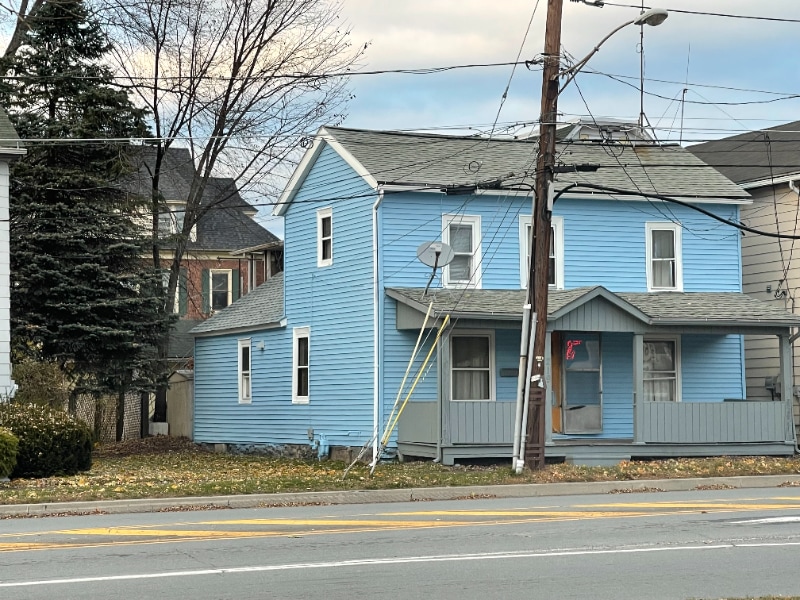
385;286;800;329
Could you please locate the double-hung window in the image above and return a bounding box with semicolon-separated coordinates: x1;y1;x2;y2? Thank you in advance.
238;339;252;404
646;223;682;291
292;327;310;404
643;337;680;402
442;214;481;288
210;269;232;311
450;332;495;401
317;208;333;267
519;215;564;288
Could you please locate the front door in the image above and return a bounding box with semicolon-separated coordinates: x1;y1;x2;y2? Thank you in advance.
562;332;602;433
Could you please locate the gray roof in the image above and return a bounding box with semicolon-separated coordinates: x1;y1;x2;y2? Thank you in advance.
386;286;800;328
191;273;284;335
0;107;20;147
167;319;204;359
687;121;800;185
124;146;280;251
322;127;749;200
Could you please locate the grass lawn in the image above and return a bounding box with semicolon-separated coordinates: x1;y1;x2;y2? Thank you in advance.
1;437;799;506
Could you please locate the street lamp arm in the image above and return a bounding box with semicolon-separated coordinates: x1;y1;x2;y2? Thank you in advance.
557;8;668;94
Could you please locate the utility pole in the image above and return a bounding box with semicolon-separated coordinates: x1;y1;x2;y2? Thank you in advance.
524;0;563;470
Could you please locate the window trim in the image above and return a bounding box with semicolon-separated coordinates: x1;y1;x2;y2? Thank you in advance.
643;335;681;402
646;222;683;292
449;330;496;402
519;215;564;289
209;269;233;312
292;326;310;404
238;338;252;404
442;214;482;288
317;207;333;267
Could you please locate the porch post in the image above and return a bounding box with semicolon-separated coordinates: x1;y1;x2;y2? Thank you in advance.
440;328;452;448
544;331;552;444
633;334;644;443
779;333;796;442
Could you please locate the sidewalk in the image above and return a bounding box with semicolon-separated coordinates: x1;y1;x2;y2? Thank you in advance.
3;474;800;518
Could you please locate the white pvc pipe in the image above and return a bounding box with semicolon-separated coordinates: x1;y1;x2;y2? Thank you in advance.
516;312;537;474
512;304;532;464
372;189;385;464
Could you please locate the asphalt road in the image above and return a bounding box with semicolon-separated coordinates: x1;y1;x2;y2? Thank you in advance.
2;487;800;599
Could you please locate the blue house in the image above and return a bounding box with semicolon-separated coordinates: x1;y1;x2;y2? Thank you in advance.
191;127;800;465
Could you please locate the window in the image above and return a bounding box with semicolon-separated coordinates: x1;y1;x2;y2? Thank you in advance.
450;332;495;401
643;337;680;402
317;207;332;267
210;269;232;311
646;223;682;291
292;327;310;404
238;339;252;404
519;215;563;289
442;214;481;288
157;203;186;238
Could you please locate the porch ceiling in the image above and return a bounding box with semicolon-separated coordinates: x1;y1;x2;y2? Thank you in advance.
386;286;800;332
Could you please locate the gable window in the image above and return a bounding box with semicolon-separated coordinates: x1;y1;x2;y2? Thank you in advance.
442;214;481;288
157;203;189;238
643;337;680;402
646;223;682;291
292;326;310;404
450;332;495;401
238;339;252;404
210;269;232;311
317;207;333;267
519;215;564;289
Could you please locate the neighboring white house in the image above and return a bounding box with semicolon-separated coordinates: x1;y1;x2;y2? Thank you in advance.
0;108;26;401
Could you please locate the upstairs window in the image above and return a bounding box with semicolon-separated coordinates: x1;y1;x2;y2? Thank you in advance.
442;214;481;288
211;269;232;311
238;339;252;404
519;215;564;289
317;207;333;267
646;223;682;291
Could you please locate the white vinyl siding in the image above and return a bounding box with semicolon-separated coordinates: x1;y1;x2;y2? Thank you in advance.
646;222;683;291
292;326;310;404
442;214;481;288
519;215;564;289
317;207;333;267
238;339;251;404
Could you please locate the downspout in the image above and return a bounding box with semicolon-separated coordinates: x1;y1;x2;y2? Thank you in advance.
373;188;385;464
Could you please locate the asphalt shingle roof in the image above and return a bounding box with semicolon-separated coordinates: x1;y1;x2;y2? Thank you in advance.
191;273;284;335
323;127;749;200
687;120;800;185
0;107;20;148
386;286;800;328
124;147;280;252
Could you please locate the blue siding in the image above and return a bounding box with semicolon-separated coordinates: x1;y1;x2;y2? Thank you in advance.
681;334;745;402
600;333;635;438
495;329;520;402
380;193;741;292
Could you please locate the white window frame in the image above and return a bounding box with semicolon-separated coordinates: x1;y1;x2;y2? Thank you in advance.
646;222;683;292
643;335;681;402
238;338;252;404
161;270;180;314
292;326;310;404
449;330;496;402
317;207;333;267
519;215;564;289
209;269;232;312
442;214;482;288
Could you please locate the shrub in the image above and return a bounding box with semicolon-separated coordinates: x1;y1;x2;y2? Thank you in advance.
0;427;18;479
12;359;71;408
0;403;92;478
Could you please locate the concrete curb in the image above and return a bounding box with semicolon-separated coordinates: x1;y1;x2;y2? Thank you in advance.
2;474;800;518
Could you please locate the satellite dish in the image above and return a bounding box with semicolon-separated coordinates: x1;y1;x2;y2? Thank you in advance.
416;241;454;268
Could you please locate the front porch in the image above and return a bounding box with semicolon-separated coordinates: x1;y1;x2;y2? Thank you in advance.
388;286;800;466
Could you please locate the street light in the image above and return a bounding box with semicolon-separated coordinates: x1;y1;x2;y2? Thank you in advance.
518;2;668;470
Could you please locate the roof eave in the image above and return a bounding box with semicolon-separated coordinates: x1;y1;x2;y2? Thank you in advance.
192;317;287;337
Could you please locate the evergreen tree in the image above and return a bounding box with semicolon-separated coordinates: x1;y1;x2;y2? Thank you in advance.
0;0;173;433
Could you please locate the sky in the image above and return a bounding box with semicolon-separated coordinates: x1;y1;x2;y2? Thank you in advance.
335;0;800;141
267;0;800;236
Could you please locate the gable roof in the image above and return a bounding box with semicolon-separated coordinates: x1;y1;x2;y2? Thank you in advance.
0;106;26;159
386;286;800;329
191;272;285;336
276;126;750;214
687;121;800;187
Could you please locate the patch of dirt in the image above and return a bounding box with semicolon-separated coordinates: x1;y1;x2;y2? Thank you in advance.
94;436;205;458
608;487;665;494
